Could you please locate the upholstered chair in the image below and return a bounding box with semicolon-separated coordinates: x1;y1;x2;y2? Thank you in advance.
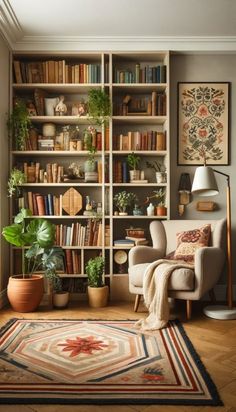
128;219;226;319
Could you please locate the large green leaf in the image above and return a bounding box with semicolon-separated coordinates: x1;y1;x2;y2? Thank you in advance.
25;243;44;259
2;223;25;246
26;219;55;248
14;208;32;224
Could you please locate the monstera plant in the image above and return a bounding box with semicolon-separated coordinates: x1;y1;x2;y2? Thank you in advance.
2;208;64;312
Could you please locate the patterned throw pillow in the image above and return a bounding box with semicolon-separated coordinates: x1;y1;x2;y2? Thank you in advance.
173;224;211;263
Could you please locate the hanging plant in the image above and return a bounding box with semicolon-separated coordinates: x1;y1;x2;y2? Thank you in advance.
7;100;31;150
87;88;111;126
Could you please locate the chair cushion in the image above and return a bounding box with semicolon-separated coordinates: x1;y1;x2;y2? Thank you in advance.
173;224;211;263
129;263;194;291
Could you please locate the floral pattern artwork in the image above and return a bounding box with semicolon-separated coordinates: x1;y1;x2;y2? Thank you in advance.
58;336;108;357
178;83;229;165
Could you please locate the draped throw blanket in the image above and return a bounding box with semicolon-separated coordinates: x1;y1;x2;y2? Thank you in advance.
135;259;194;330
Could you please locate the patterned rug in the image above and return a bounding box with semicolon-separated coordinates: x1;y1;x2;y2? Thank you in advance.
0;318;222;405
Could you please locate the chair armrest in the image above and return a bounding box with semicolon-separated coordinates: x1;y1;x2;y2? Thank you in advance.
129;246;164;267
194;246;225;298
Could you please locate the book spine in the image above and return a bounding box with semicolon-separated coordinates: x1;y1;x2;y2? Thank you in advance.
36;195;45;216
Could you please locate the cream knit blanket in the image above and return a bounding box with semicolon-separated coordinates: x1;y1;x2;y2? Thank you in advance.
135;259;194;330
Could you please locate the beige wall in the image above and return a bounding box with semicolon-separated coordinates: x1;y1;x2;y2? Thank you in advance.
0;33;10;293
170;54;236;290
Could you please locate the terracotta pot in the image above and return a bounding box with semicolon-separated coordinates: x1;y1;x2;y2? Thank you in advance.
53;291;69;308
156;206;167;216
7;274;44;313
88;285;109;308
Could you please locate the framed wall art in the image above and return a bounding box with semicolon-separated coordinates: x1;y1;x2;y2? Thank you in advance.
177;82;230;165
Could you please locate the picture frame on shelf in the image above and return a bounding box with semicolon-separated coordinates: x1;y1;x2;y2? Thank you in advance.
177;82;230;165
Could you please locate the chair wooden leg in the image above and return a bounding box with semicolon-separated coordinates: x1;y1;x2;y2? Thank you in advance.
209;288;216;303
134;294;141;312
186;300;192;320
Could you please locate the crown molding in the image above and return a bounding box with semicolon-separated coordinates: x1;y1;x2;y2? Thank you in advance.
0;0;23;49
6;35;236;53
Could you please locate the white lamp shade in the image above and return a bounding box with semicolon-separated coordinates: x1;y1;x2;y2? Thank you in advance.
191;166;219;196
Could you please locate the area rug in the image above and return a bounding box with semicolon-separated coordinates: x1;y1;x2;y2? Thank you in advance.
0;318;222;405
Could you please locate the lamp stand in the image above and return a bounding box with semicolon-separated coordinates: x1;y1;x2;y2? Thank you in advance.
203;174;236;320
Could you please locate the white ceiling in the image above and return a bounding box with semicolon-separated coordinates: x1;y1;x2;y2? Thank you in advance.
0;0;236;51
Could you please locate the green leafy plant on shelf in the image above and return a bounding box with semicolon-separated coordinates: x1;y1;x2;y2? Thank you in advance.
7;100;31;150
8;168;26;197
146;160;166;173
127;152;141;171
87;88;111;126
145;188;166;206
86;256;105;287
113;191;138;215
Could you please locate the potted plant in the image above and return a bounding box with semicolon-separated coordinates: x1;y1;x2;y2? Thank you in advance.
8;99;31;151
146;160;166;184
87;88;111;126
113;191;138;216
44;254;69;309
127;152;141;181
8;168;26;198
86;256;108;308
145;189;167;216
1;208;61;312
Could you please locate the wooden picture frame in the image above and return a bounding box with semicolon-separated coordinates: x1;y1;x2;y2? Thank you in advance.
177;82;230;165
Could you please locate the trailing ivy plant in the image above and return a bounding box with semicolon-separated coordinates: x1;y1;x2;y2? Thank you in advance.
7;100;31;150
87;88;111;126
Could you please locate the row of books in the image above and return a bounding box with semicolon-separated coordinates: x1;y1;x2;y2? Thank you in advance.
113;131;166;151
13;60;101;84
22;162;64;183
64;249;81;274
113;64;166;84
18;192;62;216
113;160;129;183
55;221;103;247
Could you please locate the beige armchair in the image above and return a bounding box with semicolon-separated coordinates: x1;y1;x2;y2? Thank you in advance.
129;219;226;319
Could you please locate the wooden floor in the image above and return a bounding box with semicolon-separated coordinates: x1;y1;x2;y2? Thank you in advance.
0;300;236;412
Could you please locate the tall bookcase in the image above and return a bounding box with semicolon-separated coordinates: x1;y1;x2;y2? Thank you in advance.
10;51;169;301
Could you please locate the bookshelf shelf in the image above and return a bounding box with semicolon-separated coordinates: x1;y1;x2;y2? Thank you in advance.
28;116;97;125
111;150;167;156
21;183;103;187
112;215;168;219
112;83;167;92
13;83;103;93
112;116;167;125
112;183;167;187
11;51;170;302
21;215;101;219
12;151;103;157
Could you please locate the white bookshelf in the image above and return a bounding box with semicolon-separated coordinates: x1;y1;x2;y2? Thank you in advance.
11;51;170;301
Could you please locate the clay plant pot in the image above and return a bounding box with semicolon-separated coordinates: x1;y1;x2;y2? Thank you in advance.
88;285;109;308
53;291;69;309
7;274;44;313
156;206;167;216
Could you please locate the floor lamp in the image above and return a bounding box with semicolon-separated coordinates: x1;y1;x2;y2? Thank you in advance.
191;165;236;320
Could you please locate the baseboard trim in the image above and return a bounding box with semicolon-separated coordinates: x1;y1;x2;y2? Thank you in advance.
0;289;8;309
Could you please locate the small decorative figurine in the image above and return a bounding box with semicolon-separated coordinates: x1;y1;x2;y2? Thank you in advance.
55;95;67;116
